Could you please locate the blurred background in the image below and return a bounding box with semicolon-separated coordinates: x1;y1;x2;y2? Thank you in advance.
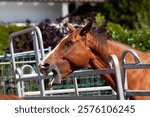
0;0;150;54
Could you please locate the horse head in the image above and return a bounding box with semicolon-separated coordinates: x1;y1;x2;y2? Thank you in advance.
39;22;107;87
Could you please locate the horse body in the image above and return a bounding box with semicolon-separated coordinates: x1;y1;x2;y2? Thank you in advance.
0;94;23;100
107;40;150;99
39;22;150;100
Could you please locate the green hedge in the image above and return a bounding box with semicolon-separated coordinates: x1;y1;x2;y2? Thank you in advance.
0;24;28;54
107;22;150;51
0;19;150;55
0;24;9;54
114;29;150;51
95;13;150;51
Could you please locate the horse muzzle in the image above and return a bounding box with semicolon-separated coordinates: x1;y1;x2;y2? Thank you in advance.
39;62;62;87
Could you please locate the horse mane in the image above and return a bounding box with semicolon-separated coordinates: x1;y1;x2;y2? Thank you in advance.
89;30;112;51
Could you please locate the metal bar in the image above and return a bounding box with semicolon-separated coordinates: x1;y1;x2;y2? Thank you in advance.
32;31;45;96
10;36;22;97
0;62;12;65
122;67;128;99
15;69;115;82
24;95;117;100
9;26;40;38
0;61;36;65
67;69;114;78
35;27;45;59
109;55;125;100
73;77;79;96
0;48;49;58
126;90;150;96
121;49;141;64
123;64;150;69
24;86;112;96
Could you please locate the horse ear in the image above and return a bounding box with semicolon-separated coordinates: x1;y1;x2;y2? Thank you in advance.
67;23;75;31
79;21;93;36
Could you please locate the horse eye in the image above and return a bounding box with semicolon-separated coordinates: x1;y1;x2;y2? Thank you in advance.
65;40;73;46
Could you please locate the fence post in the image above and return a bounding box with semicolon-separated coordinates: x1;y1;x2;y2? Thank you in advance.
73;77;79;96
109;55;125;100
10;37;23;97
121;49;141;99
32;31;45;96
9;26;46;97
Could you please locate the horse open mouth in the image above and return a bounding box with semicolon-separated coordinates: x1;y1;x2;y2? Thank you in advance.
39;63;62;87
48;68;61;87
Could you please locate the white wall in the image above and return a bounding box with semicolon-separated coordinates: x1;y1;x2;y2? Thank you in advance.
0;2;63;23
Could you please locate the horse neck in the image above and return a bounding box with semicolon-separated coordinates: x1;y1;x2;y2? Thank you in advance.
107;40;131;60
107;40;150;63
88;38;144;91
88;39;118;91
144;52;150;63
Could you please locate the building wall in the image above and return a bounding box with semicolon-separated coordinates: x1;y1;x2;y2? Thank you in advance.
0;2;63;23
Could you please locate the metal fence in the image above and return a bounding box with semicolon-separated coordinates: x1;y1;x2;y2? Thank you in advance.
121;49;150;99
0;49;116;99
1;26;119;100
1;26;150;100
15;54;123;100
0;48;50;94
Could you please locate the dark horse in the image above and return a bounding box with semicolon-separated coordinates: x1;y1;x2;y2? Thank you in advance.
39;22;150;100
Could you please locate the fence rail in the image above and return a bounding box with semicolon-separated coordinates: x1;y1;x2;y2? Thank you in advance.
121;49;150;99
0;48;115;99
24;86;112;96
15;54;123;100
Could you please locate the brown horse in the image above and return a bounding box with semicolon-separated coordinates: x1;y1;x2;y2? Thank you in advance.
39;22;150;100
0;94;23;100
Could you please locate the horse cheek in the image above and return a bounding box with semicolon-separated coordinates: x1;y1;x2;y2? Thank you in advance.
67;50;90;67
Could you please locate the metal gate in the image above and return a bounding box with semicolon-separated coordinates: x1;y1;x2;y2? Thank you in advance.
8;26;124;100
5;26;150;100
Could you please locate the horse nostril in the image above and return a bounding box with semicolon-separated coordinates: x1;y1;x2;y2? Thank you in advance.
43;62;50;68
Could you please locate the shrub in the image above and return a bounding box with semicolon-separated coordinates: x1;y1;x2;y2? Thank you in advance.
95;13;150;51
0;24;9;54
0;24;29;54
111;29;150;51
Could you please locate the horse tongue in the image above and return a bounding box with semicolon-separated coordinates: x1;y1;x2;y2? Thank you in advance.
48;78;55;87
47;68;57;87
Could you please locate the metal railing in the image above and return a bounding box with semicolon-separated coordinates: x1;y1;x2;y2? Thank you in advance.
0;45;114;98
15;54;124;100
121;49;150;99
8;26;150;100
8;26;123;100
9;26;45;97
